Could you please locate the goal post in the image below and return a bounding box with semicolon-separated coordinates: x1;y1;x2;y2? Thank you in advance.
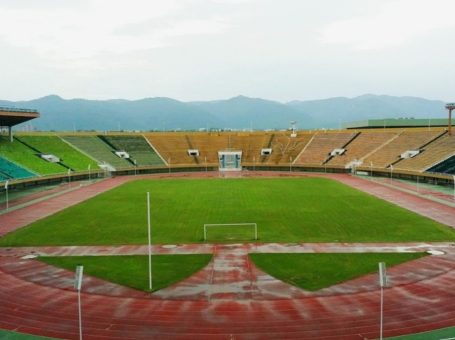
203;223;258;241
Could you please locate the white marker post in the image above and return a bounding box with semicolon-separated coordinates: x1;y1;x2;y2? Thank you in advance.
4;180;9;211
453;175;455;202
378;262;387;340
74;265;84;340
68;168;72;187
147;192;153;291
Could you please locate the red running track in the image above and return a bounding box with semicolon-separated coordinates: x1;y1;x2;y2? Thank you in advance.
1;173;455;339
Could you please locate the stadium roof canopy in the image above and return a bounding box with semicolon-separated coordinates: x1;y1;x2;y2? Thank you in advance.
0;107;39;127
343;118;453;129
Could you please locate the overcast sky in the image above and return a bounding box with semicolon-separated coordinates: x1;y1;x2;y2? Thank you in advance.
1;0;454;102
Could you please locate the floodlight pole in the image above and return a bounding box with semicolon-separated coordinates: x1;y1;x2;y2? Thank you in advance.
147;192;153;291
205;156;207;172
134;160;137;176
389;165;393;184
416;175;419;193
168;158;171;174
253;156;256;171
88;164;91;182
289;156;292;172
370;161;373;179
68;169;71;187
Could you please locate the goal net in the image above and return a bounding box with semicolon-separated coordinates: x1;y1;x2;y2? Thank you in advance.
203;223;258;241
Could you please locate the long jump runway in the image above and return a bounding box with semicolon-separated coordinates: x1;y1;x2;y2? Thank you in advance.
1;173;455;339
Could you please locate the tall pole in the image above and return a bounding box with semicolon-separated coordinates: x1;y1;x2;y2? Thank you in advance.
68;169;71;187
446;103;455;136
453;175;455;202
78;289;82;340
289;156;292;172
5;180;9;211
168;158;171;174
378;262;387;340
88;164;91;182
147;192;152;291
390;165;393;184
74;265;83;340
205;156;207;172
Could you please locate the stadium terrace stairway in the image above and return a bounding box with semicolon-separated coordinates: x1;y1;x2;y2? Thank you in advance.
395;134;455;172
101;135;165;166
0;156;35;180
294;131;357;165
62;136;133;170
0;137;67;175
363;129;445;168
17;136;99;171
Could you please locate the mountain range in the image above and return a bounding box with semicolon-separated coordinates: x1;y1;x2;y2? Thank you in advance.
0;94;448;131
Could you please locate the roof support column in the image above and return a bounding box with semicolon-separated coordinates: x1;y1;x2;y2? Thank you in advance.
8;126;13;142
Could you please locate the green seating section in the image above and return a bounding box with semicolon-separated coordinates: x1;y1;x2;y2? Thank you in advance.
0;137;66;175
62;136;133;169
18;136;99;171
102;135;164;166
0;156;35;180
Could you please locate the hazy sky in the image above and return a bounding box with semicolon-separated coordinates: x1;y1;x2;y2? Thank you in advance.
1;0;454;102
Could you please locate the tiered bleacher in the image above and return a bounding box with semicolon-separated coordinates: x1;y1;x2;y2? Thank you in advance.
0;136;67;175
394;134;455;172
17;135;99;171
62;136;133;170
294;131;357;165
101;135;164;166
327;130;398;167
363;129;445;168
0;156;35;180
263;133;314;165
145;133;197;165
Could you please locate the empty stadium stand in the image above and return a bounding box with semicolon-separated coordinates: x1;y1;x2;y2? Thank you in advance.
327;130;399;167
265;133;314;165
145;133;196;165
62;136;133;170
101;135;164;166
17;136;99;171
363;129;446;168
394;134;455;172
294;131;357;165
0;156;35;180
0;136;66;175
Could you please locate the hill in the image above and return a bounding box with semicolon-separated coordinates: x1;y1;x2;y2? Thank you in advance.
1;94;447;131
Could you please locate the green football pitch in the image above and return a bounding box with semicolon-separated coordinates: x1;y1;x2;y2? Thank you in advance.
1;177;454;246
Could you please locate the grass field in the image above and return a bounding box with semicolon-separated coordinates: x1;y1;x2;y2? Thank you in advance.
250;253;427;291
1;177;454;246
39;254;212;292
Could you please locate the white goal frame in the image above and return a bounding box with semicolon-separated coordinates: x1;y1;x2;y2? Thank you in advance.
203;223;258;241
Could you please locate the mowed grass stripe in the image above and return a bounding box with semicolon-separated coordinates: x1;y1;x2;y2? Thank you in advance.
250;253;427;291
1;177;454;246
39;254;212;292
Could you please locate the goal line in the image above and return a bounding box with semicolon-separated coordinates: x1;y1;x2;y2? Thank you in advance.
203;223;258;241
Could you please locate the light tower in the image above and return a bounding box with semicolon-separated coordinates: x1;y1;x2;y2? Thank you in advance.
290;121;297;138
446;103;455;136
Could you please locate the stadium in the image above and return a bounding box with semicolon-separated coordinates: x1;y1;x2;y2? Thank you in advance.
0;106;455;340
